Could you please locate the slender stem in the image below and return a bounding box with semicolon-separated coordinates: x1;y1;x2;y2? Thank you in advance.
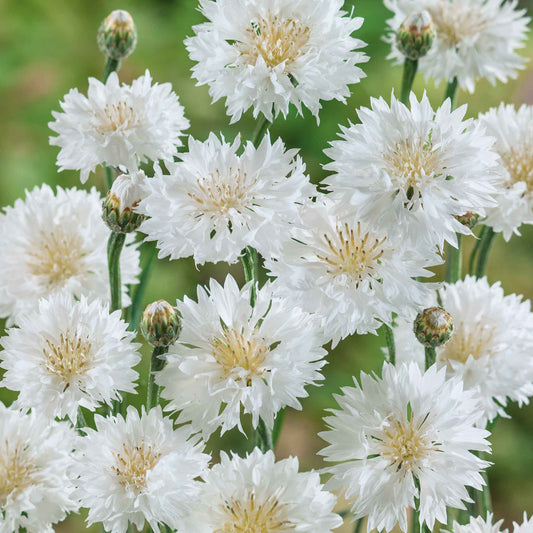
103;57;121;82
241;246;259;306
468;226;487;276
353;517;364;533
400;58;418;106
253;418;273;453
411;507;421;533
147;346;168;410
425;346;436;369
129;243;157;331
476;227;495;279
251;115;271;147
445;235;462;283
272;408;285;446
444;77;459;108
108;232;126;313
384;324;396;365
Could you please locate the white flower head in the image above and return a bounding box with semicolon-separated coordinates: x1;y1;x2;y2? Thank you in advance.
478;104;533;240
320;363;491;533
0;404;78;533
394;276;533;426
265;197;436;346
186;0;368;122
49;70;189;183
384;0;530;92
513;514;533;533
157;275;327;438
139;133;313;265
73;406;210;533
181;449;342;533
0;185;140;325
324;92;501;252
452;514;507;533
0;292;141;424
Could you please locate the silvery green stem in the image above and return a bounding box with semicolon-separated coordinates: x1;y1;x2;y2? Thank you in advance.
445;235;462;283
476;227;495;278
108;232;126;314
253;418;273;453
147;346;168;410
128;243;157;331
401;58;418;106
425;346;436;369
444;77;459;107
103;56;121;82
252;115;271;147
384;324;396;365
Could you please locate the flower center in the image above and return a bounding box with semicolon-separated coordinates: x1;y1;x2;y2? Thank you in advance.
211;328;269;384
112;442;162;491
27;228;85;290
216;492;294;533
237;14;311;70
376;416;434;474
500;145;533;193
0;441;39;507
95;101;138;134
438;320;497;364
188;169;253;220
42;331;93;389
428;3;487;47
316;222;386;285
383;138;444;192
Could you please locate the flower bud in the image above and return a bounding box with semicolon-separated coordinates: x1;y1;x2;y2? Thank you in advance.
102;172;146;233
396;11;435;61
455;211;480;230
414;307;453;348
141;301;182;348
97;10;137;60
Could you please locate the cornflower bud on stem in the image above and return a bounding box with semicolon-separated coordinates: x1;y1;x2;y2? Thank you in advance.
414;307;454;370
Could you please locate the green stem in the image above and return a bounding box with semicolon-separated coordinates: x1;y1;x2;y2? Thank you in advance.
272;408;285;446
241;246;259;306
108;232;126;313
384;324;396;365
444;77;459;108
353;517;364;533
129;243;157;331
445;234;462;283
103;57;121;82
251;115;271;147
468;226;487;276
104;165;115;190
253;418;273;453
425;346;436;369
401;58;418;106
475;227;495;279
147;346;168;410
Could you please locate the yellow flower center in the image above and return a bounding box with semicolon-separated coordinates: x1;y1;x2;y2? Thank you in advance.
112;442;162;491
27;228;85;291
428;3;487;47
317;222;386;285
216;492;294;533
211;328;269;384
42;331;93;390
438;320;496;364
500;145;533;193
95;101;138;134
0;441;39;507
238;14;311;71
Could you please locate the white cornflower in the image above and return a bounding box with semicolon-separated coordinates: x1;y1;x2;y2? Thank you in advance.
0;404;78;533
73;406;210;533
0;185;140;324
324;92;500;252
0;292;141;424
478;104;533;240
452;514;507;533
514;514;533;533
157;275;326;438
394;276;533;426
185;0;368;122
384;0;530;93
182;449;342;533
49;70;189;183
320;363;490;533
139;133;313;265
265;197;435;346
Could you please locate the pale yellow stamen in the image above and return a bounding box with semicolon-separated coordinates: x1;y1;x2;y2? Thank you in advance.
438;321;496;364
500;146;533;192
42;331;93;390
27;228;85;290
216;492;294;533
0;440;39;507
428;4;487;47
95;101;138;134
211;328;269;384
317;222;386;285
112;442;161;491
188;169;252;218
238;15;311;71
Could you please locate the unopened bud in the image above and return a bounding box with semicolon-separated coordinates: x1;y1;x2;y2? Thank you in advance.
102;172;146;233
141;301;182;347
97;10;137;60
397;11;435;61
455;211;480;230
414;307;453;348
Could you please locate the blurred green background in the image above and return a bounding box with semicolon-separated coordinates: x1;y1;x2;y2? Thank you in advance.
0;0;532;531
